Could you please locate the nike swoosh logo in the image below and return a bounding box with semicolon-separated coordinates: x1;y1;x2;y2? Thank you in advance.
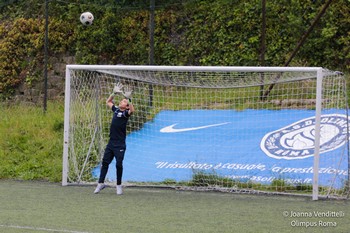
160;122;230;133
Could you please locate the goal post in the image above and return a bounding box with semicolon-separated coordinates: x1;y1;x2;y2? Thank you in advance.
62;65;349;200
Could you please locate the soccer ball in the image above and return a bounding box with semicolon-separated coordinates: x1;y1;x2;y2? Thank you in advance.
80;12;94;26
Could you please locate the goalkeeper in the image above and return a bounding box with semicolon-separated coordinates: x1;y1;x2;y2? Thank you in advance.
94;83;134;195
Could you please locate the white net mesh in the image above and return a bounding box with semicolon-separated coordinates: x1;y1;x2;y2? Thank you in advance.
63;66;349;199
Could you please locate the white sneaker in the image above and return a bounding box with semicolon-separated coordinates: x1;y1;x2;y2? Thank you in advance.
116;185;123;195
94;183;106;194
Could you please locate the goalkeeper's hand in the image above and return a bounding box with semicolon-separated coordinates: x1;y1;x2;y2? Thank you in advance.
123;86;133;99
113;82;123;95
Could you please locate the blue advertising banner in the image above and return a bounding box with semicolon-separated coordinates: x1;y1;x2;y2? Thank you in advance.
93;109;349;188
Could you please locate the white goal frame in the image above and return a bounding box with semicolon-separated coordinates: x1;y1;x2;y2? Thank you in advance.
62;65;349;200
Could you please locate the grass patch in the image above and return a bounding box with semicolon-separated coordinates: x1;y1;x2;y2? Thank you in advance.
1;180;349;233
0;102;64;182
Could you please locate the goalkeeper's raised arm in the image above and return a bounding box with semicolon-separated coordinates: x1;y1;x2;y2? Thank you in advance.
106;84;135;116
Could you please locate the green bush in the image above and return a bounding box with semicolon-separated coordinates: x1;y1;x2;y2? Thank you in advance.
1;0;349;98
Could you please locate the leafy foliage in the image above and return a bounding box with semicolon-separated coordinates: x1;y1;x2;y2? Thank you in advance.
0;0;349;98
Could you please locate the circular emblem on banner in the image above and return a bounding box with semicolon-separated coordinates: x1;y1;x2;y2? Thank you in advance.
260;114;349;160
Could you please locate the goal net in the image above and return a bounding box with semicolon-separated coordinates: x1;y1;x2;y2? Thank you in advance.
63;65;349;200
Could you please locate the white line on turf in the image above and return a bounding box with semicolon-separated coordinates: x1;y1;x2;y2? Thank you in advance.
0;224;93;233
